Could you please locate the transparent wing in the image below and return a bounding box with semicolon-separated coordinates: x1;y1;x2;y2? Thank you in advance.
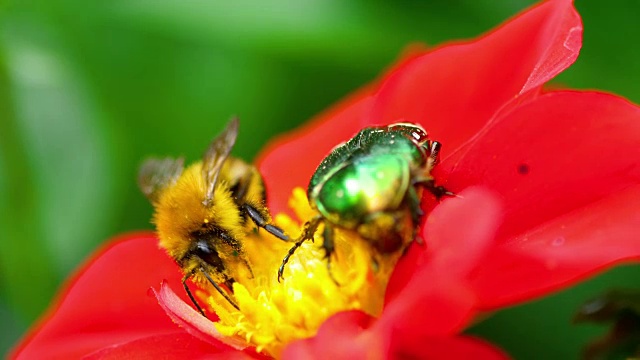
138;157;185;203
202;117;239;206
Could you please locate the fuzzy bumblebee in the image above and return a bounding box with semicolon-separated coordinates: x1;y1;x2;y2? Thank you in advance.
138;118;287;315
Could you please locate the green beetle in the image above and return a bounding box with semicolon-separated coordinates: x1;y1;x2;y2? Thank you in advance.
278;122;451;281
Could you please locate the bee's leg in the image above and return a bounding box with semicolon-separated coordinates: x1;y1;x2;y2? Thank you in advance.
278;216;323;282
220;232;254;279
224;278;235;291
232;169;289;241
243;204;288;241
183;272;207;317
322;224;340;286
200;267;240;310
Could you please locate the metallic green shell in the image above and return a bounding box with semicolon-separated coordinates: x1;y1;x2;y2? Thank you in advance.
308;124;428;228
314;153;410;228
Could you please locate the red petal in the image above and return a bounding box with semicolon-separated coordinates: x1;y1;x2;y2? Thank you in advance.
282;311;509;360
386;188;502;299
82;332;226;360
446;92;640;245
11;233;188;359
256;87;375;215
472;185;640;308
390;335;509;360
419;188;503;278
154;281;249;351
371;0;581;166
382;188;503;335
379;275;476;337
282;311;385;360
442;91;640;307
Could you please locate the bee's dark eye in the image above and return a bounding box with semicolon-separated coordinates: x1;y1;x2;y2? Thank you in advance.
194;239;225;272
196;240;212;254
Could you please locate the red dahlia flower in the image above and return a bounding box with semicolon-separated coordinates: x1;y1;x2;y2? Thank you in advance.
11;0;640;358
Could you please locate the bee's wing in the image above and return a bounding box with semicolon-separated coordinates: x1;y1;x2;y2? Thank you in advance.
138;157;185;203
202;117;239;206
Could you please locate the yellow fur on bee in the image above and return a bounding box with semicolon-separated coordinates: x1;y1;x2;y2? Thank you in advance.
152;161;259;284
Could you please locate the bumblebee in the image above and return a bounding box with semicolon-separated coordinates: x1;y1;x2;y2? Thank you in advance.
278;123;451;281
139;118;288;315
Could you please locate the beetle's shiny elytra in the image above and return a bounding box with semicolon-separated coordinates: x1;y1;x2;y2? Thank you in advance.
278;123;451;282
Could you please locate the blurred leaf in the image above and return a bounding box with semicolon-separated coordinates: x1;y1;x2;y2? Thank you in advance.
0;15;120;318
0;29;58;325
101;0;538;70
0;299;23;357
574;289;640;360
468;266;640;360
575;289;640;324
105;0;401;68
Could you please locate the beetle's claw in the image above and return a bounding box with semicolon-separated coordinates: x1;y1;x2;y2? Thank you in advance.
431;186;455;200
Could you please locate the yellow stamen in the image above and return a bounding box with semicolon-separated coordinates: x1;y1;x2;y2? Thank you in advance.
204;187;402;358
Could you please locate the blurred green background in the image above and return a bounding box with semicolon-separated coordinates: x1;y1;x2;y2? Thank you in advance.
1;0;639;358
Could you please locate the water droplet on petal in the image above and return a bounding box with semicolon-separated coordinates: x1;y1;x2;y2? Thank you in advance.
551;237;565;247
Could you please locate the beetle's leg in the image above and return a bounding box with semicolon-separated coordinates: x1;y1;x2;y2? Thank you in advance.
243;204;288;241
405;186;425;246
278;216;323;282
183;272;207;317
406;186;424;224
277;241;305;283
421;179;455;200
412;176;454;200
426;140;442;172
200;266;240;310
322;224;340;286
414;141;455;199
413;176;455;200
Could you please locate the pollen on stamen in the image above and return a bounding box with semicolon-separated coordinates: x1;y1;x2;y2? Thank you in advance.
203;187;403;358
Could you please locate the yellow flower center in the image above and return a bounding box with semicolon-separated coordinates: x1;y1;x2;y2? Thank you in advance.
201;188;403;358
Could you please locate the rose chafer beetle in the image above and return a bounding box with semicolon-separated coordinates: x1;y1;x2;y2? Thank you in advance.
278;122;451;281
